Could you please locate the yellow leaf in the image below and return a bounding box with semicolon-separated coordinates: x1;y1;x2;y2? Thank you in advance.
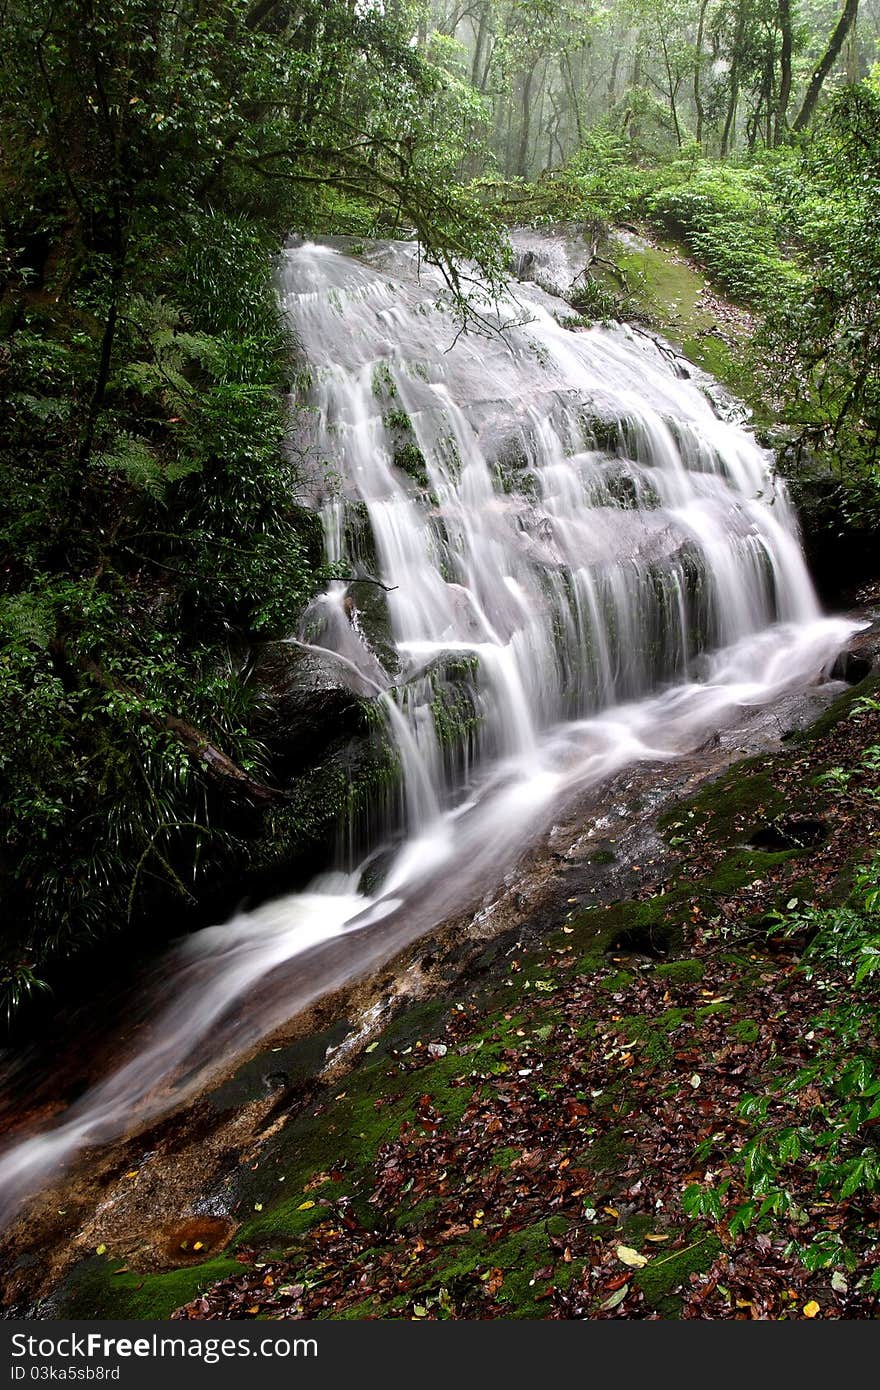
95;1244;107;1256
297;1200;315;1210
645;1234;670;1242
126;1171;138;1179
803;1301;820;1319
616;1244;649;1268
192;1241;204;1252
254;1203;263;1212
603;1206;619;1218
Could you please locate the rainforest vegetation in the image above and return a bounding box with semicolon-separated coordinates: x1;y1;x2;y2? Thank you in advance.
2;0;880;1318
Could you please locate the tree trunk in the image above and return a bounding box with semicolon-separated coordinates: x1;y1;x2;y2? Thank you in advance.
471;3;490;90
694;0;709;146
607;48;620;107
721;0;747;155
845;9;859;81
658;26;683;148
775;0;793;143
793;0;860;131
516;60;538;177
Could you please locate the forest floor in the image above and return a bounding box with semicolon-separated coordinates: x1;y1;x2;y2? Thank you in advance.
26;598;880;1321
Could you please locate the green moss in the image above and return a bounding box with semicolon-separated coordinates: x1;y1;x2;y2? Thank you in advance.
654;959;704;986
728;1017;759;1044
384;408;411;432
621;1212;655;1244
598;968;635;992
237;1190;331;1246
429;677;481;750
596;231;763;414
394;1195;443;1232
371;362;396;400
695;1001;730;1022
564;894;681;968
393;441;429;487
615;1008;689;1065
660;763;782;842
55;1254;241;1320
793;670;880;745
589;848;616;865
635;1234;721;1313
332;1295;388;1319
583;1126;628;1174
708;847;797;895
493;1146;522;1170
396;1219;576;1319
491;1227;571;1317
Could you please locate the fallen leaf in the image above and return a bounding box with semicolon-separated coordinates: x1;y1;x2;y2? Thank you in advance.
803;1301;820;1319
600;1283;629;1310
616;1244;649;1268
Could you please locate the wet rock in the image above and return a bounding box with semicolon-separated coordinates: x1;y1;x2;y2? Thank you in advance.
830;650;873;685
251;641;370;777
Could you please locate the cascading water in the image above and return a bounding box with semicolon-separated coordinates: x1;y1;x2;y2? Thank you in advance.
0;231;856;1226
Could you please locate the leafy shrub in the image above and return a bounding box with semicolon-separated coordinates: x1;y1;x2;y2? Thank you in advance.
642;159;803;305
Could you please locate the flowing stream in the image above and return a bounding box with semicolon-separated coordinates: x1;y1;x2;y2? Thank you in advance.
0;231;856;1226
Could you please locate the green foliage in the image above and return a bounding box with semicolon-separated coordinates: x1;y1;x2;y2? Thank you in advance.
762;84;880;511
641;157;803;305
0;0;507;1020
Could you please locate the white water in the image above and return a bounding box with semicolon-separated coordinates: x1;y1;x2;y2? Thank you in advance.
0;232;856;1226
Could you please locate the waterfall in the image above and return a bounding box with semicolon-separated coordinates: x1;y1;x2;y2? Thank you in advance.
0;232;856;1226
